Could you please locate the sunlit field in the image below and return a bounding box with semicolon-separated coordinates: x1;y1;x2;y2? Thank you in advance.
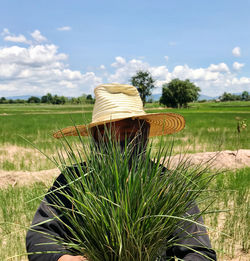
0;101;249;260
1;102;249;171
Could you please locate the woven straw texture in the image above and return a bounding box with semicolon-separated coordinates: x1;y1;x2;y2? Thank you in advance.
53;83;185;138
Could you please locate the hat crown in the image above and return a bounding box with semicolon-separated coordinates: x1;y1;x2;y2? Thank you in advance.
53;82;185;139
92;83;146;123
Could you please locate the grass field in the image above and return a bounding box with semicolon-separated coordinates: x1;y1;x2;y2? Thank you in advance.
1;101;249;171
0;101;250;260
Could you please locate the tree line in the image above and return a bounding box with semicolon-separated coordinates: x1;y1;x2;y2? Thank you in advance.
1;71;249;106
219;91;249;101
0;93;94;104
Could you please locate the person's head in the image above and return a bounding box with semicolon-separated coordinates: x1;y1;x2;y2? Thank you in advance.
53;84;185;142
90;118;150;155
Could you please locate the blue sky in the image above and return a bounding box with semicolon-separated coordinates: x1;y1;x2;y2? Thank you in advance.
0;0;250;97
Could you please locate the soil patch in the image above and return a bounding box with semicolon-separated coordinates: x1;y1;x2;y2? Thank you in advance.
224;252;250;261
165;149;250;170
0;145;53;172
0;168;60;189
0;149;250;189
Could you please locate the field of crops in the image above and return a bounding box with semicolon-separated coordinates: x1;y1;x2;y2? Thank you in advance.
0;101;249;260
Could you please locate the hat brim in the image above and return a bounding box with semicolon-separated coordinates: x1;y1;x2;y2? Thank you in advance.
53;112;185;139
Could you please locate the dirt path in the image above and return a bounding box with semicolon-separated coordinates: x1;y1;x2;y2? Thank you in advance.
0;149;250;189
165;149;250;170
0;168;60;189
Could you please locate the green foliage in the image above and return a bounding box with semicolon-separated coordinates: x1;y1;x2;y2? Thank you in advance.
0;169;249;260
86;94;93;101
0;102;250;157
41;93;67;104
0;183;48;260
203;168;250;256
235;117;247;133
160;79;201;108
220;92;240;101
0;97;7;104
38;130;215;261
52;95;67;104
41;93;53;103
130;71;155;106
241;91;249;101
27;96;41;103
219;91;250;102
0;92;95;105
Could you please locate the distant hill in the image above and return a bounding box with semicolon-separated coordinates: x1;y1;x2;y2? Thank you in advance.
198;94;219;101
5;95;40;100
5;95;74;100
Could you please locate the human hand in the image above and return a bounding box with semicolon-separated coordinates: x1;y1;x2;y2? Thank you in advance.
58;255;88;261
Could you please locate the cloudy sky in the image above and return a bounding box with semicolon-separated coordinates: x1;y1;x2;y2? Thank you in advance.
0;0;250;97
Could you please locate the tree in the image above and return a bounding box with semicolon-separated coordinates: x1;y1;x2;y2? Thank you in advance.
242;91;249;101
41;93;53;103
0;97;7;104
28;96;41;103
51;95;66;104
130;71;155;106
219;92;241;101
41;95;49;103
160;79;201;108
86;94;93;101
86;94;94;104
16;99;25;104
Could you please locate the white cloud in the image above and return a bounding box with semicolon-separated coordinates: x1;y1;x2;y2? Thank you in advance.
59;80;76;89
0;32;102;96
1;30;250;98
232;77;250;85
111;56;127;68
0;45;67;67
208;63;229;73
2;29;30;44
4;34;30;44
108;57;148;83
2;28;47;44
232;46;241;57
233;62;245;71
57;26;72;31
106;57;250;96
31;30;47;42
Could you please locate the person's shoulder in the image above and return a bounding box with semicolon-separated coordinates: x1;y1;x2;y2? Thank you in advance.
53;162;87;188
150;160;168;173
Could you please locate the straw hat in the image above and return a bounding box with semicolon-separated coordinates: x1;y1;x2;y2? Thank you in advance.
53;83;185;138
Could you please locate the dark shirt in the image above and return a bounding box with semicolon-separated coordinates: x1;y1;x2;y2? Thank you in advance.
26;164;217;261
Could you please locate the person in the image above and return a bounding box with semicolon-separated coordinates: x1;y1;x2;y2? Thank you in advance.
26;83;217;261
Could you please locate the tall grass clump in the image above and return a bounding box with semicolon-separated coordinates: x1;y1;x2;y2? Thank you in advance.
203;167;250;259
32;126;216;260
0;183;48;261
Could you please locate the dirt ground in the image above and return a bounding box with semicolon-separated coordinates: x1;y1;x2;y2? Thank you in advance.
165;149;250;170
0;149;250;189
